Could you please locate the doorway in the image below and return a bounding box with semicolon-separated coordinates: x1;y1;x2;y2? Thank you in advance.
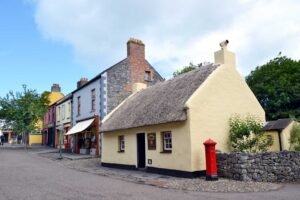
137;133;146;168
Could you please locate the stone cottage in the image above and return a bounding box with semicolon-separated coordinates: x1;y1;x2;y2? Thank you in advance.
101;42;265;177
65;38;164;157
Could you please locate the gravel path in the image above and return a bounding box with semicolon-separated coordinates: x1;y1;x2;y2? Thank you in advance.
38;152;282;193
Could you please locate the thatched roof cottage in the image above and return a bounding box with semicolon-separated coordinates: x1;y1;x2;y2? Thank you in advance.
101;42;265;177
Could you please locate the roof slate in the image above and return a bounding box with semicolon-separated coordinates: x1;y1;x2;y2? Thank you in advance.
262;118;293;131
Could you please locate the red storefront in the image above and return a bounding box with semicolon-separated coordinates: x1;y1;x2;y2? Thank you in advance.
65;116;99;157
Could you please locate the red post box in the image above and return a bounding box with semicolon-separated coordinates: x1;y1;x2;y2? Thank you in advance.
203;139;218;181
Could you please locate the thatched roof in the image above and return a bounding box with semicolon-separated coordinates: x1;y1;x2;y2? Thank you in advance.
102;63;220;132
262;118;293;131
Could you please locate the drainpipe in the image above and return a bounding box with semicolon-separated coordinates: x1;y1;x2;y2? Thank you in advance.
278;130;283;151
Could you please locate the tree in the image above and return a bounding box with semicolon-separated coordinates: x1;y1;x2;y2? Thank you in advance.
246;55;300;120
173;62;203;77
229;114;273;152
289;123;300;151
0;85;49;146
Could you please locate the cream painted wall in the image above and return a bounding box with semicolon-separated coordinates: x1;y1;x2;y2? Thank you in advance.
102;130;137;165
265;131;280;152
281;121;295;150
185;64;265;171
102;121;193;171
56;99;72;128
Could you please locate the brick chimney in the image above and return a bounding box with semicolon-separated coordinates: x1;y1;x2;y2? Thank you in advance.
126;38;153;89
51;84;61;92
127;38;145;58
77;78;89;88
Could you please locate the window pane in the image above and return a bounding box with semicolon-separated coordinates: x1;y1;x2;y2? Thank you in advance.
162;131;172;151
119;135;125;151
144;71;151;81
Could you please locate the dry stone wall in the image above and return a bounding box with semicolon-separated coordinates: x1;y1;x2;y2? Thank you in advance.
217;151;300;182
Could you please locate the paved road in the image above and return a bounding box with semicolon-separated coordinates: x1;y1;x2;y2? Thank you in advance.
0;149;300;200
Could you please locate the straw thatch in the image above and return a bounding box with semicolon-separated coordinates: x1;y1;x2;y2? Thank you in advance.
262;118;293;131
102;63;220;132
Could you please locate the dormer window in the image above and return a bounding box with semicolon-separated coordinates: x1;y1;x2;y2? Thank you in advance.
144;71;152;81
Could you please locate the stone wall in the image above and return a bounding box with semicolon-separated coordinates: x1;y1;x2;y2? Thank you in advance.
106;59;163;114
106;59;131;114
217;151;300;182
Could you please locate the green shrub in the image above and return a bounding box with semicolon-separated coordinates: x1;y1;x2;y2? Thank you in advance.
289;123;300;151
229;114;273;152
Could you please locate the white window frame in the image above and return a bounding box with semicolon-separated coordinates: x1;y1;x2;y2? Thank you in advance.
62;104;65;120
119;135;125;151
91;89;96;111
144;71;152;81
77;96;81;116
57;107;60;122
163;131;172;151
68;102;71;119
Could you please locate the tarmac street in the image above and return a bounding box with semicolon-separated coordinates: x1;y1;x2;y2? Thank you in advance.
0;149;300;200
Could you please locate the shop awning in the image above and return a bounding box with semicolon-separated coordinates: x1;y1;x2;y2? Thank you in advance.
65;118;94;135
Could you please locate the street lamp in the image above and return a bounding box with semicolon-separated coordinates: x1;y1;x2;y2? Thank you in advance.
58;126;63;160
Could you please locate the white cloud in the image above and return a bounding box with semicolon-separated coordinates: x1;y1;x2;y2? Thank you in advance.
33;0;300;76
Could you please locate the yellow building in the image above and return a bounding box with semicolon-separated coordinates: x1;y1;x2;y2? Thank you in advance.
32;84;64;146
263;118;296;151
36;84;64;131
101;42;265;177
48;85;65;105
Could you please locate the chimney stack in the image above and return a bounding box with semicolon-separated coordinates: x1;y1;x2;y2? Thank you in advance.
214;40;236;67
77;78;89;88
51;83;61;92
132;82;147;94
127;38;145;59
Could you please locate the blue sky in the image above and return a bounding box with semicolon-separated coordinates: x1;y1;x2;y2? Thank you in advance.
0;0;94;96
0;0;88;96
1;0;300;97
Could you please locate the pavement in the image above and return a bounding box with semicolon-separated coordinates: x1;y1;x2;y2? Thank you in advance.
36;150;283;193
0;143;26;149
1;148;300;200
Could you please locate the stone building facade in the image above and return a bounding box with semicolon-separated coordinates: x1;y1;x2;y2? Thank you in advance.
106;40;163;113
68;38;164;157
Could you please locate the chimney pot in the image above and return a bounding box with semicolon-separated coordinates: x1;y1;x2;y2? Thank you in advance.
214;40;236;67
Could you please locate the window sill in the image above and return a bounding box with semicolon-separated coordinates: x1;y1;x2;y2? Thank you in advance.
144;79;153;82
117;150;125;153
160;150;172;154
